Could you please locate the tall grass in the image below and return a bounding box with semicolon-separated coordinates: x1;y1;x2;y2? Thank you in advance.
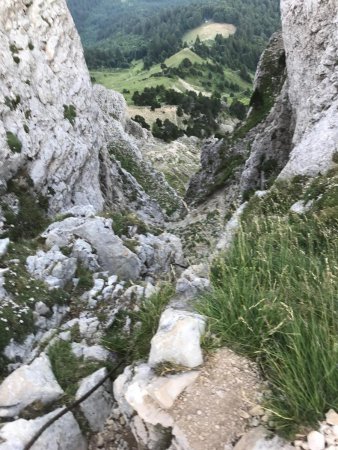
197;214;338;435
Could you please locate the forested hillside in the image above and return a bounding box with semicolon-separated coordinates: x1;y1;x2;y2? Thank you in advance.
67;0;280;71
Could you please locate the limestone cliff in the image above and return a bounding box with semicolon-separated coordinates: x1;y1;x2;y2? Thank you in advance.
0;0;105;213
280;0;338;178
0;0;182;221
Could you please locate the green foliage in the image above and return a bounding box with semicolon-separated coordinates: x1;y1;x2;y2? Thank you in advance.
63;104;77;125
5;95;21;111
152;118;184;142
102;284;174;363
2;180;49;241
67;0;280;73
133;84;221;138
0;240;69;354
48;340;102;401
132;115;150;130
74;264;94;294
6;132;22;153
229;99;247;120
198;174;338;436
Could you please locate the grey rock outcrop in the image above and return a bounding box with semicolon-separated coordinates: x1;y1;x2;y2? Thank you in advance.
0;353;63;418
234;426;293;450
42;216;142;281
0;0;105;213
0;408;86;450
76;368;113;432
26;246;77;288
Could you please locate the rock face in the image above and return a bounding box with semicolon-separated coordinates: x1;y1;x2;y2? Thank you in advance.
76;368;113;432
279;0;338;178
0;408;86;450
0;0;105;213
0;353;63;418
0;0;182;223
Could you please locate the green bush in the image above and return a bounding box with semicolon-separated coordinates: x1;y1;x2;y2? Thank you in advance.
198;199;338;436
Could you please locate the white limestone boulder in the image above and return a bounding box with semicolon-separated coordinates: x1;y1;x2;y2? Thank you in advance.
71;343;109;362
0;353;63;418
75;368;113;432
0;408;86;450
26;246;77;288
114;364;199;449
146;371;199;409
148;308;205;368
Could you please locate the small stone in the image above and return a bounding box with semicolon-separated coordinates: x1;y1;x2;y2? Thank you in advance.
197;410;202;415
239;410;250;419
97;435;105;448
249;405;265;416
326;410;338;426
307;431;325;450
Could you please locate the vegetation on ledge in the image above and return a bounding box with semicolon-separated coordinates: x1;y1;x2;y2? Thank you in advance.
198;172;338;437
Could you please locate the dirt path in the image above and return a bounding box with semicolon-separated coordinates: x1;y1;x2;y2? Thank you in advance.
170;348;263;449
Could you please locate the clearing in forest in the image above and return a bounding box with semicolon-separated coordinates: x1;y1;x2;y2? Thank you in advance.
183;22;236;44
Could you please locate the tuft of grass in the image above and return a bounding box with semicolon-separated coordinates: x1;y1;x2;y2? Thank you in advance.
74;264;94;294
102;284;174;364
2;180;49;241
48;340;102;401
6;131;22;153
197;176;338;437
63;104;77;126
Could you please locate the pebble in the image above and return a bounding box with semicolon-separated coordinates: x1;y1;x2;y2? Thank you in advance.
249;405;265;416
239;410;250;419
307;430;325;450
327;410;338;426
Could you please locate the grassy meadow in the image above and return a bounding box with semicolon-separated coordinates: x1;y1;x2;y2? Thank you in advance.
183;21;237;44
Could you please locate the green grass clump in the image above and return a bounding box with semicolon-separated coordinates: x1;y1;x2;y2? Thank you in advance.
48;340;102;401
6;132;22;153
2;180;49;241
197;176;338;436
63;104;77;125
102;284;174;364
